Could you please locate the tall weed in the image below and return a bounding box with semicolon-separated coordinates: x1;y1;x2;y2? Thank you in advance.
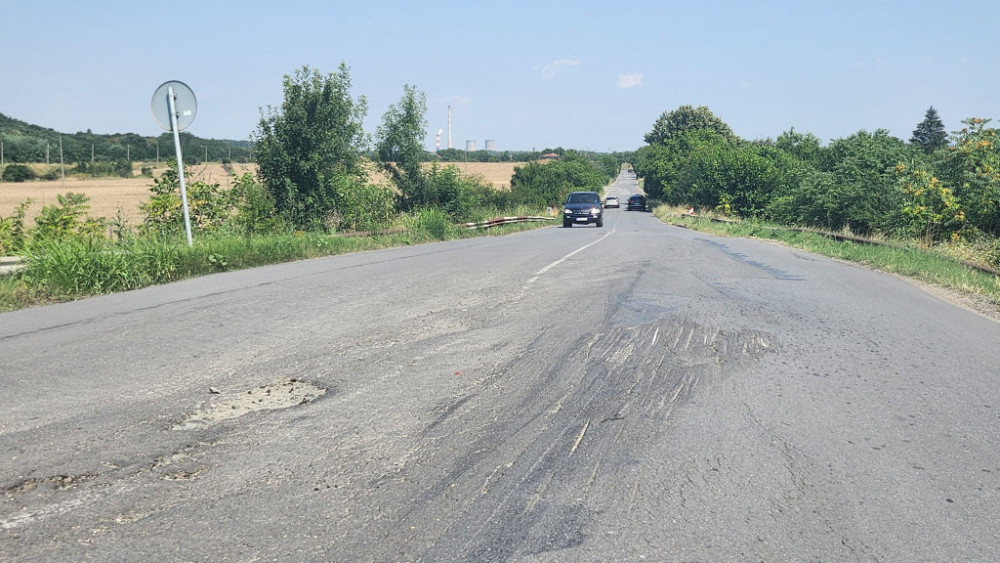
22;238;182;296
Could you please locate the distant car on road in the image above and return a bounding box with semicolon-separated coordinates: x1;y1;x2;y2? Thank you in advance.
627;194;648;211
563;191;604;227
604;196;619;208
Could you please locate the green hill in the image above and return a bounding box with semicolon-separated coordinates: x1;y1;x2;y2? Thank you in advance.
0;112;251;165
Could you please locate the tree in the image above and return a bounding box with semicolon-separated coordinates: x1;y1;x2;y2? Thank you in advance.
776;128;823;166
510;152;608;208
252;64;368;229
644;105;736;145
941;118;1000;235
910;106;948;154
815;129;914;233
895;162;965;244
633;129;730;203
375;85;428;210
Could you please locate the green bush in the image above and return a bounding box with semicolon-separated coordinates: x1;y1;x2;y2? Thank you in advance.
338;181;396;232
0;200;32;254
415;208;452;240
71;159;132;178
2;164;36;182
33;193;105;242
40;167;61;181
229;172;284;235
139;163;234;236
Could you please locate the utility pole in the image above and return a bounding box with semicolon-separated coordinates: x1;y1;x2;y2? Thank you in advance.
59;137;66;189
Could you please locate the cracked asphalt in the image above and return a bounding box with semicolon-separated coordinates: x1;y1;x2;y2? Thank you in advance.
1;171;998;561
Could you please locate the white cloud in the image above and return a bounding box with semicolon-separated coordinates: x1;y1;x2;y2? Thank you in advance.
540;59;581;79
617;73;643;89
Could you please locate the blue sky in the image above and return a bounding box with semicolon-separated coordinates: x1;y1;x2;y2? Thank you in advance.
1;0;997;152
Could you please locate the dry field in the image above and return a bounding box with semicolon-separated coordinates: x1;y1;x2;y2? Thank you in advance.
426;161;521;189
0;161;524;224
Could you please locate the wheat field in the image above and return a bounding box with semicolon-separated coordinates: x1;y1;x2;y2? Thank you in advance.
0;161;523;224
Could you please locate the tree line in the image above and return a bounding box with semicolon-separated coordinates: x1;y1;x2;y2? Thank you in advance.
633;105;1000;248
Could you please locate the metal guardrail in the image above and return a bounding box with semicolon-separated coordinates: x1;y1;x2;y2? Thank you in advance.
0;256;24;277
463;216;555;229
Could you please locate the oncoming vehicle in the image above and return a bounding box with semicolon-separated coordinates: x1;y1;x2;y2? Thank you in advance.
627;194;648;211
604;195;619;208
563;191;604;227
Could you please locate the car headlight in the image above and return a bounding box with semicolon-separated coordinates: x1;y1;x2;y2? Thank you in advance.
590;208;601;216
563;208;571;214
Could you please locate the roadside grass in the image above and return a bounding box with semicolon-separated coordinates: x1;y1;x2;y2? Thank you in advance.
0;215;554;312
654;205;1000;307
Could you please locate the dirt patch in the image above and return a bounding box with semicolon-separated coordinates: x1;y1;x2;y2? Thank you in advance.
172;378;327;430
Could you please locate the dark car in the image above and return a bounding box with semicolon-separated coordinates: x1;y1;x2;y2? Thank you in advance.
563;191;604;227
626;194;648;211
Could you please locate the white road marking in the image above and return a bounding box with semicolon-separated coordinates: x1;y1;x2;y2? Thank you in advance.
526;227;616;286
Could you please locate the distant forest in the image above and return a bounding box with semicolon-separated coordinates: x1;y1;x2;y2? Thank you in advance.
0;112;252;165
0;112;602;169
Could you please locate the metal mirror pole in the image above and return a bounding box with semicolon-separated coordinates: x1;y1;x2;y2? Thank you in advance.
167;86;194;247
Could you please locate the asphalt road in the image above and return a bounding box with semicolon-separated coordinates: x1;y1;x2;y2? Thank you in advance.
1;171;998;562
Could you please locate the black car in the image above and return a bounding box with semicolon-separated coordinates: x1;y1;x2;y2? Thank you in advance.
626;194;648;211
563;191;604;227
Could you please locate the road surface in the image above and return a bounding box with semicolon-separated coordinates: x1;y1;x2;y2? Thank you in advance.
2;171;998;561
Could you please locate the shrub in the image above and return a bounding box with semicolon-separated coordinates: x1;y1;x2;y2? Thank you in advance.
40;167;61;181
139;163;233;236
230;172;285;235
0;200;32;254
338;181;396;232
2;164;36;182
33;193;105;242
415;208;452;240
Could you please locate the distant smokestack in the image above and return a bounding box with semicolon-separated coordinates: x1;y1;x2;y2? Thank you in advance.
447;106;452;149
436;129;443;152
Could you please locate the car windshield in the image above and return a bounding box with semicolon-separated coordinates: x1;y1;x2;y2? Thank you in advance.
567;193;599;204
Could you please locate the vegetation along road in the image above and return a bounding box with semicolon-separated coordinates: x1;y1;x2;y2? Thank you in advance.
1;171;997;561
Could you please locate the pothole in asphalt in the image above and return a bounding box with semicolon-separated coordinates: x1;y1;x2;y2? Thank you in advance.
173;378;327;430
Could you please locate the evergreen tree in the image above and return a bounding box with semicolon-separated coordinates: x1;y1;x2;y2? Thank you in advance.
910;106;947;154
